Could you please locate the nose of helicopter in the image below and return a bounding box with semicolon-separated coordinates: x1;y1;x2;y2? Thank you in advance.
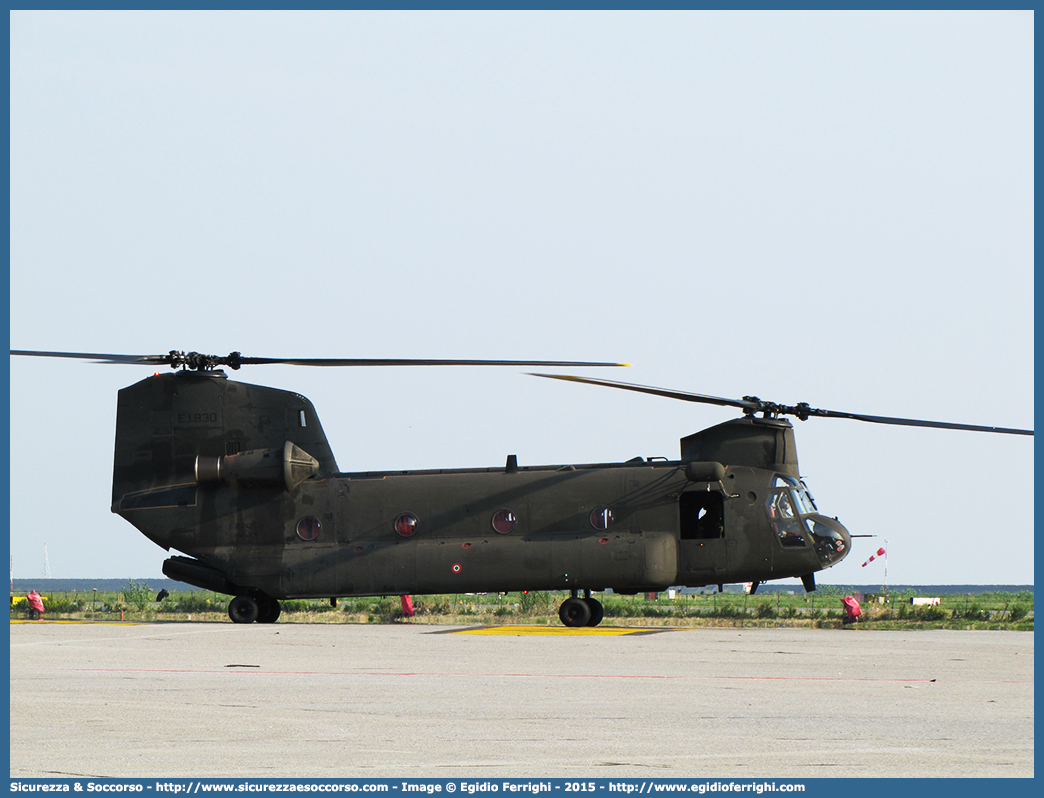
807;514;851;566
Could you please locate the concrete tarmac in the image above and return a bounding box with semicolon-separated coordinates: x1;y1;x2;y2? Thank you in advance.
9;621;1033;779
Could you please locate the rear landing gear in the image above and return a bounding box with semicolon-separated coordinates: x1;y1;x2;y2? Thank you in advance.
256;596;282;623
228;594;282;624
229;595;259;624
558;590;604;628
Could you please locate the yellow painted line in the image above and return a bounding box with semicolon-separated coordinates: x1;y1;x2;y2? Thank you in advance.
451;625;679;636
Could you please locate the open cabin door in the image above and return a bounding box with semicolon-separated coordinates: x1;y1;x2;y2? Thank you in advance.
678;488;727;584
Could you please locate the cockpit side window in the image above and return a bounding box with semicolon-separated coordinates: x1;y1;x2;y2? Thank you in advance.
768;477;807;548
773;490;795;518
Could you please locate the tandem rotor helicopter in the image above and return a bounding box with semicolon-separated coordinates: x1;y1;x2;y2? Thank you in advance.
11;349;1034;626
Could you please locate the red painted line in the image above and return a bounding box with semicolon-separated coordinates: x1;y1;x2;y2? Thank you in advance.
46;667;1031;684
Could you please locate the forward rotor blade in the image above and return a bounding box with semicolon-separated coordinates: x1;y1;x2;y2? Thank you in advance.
809;408;1033;436
530;373;1033;437
528;373;759;412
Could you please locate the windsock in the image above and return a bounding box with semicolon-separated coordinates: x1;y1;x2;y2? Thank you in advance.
861;547;886;567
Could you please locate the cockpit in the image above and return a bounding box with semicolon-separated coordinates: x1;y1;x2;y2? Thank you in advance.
766;475;850;566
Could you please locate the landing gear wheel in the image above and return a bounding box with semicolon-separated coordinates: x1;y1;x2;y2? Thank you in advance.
584;598;604;627
559;597;592;628
256;597;281;623
229;595;259;624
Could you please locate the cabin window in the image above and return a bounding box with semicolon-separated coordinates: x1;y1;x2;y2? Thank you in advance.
296;516;321;541
395;513;419;537
491;509;517;534
590;506;614;530
680;492;724;540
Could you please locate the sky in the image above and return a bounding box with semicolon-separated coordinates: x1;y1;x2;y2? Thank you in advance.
8;10;1034;587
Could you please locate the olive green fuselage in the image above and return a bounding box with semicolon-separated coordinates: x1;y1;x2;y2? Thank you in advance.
112;371;849;600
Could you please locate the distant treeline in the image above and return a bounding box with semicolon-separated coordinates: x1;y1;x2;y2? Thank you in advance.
701;584;1035;595
10;578;1033;595
12;578;200;593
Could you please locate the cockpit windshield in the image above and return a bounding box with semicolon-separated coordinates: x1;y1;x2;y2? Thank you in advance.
793;483;816;514
774;475;817;514
767;474;848;565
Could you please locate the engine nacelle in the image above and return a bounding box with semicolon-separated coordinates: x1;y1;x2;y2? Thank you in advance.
195;440;319;492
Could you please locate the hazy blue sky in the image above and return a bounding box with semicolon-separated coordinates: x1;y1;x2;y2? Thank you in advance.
10;10;1033;586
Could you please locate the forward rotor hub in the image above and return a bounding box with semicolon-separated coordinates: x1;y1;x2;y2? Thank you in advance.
169;351;243;371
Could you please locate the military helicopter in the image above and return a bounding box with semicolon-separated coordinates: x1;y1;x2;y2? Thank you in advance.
10;350;1034;627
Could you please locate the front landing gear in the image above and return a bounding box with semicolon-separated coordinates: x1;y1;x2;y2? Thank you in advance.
228;594;281;624
559;590;604;628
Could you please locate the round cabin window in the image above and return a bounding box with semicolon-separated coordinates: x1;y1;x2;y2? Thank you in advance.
395;513;419;538
296;516;321;541
491;509;517;534
590;506;614;530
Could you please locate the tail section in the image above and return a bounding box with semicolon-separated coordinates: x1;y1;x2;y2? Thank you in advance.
111;370;335;570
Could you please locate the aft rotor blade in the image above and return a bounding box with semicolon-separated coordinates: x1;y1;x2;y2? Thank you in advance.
11;350;629;369
240;357;630;367
528;373;760;412
10;350;170;365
